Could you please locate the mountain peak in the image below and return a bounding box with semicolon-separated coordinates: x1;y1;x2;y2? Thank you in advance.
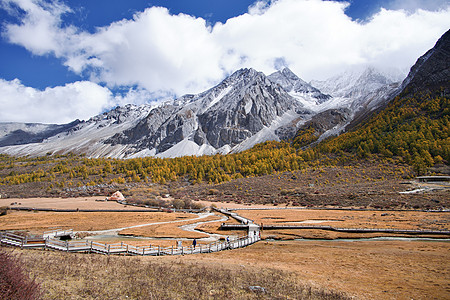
400;29;450;96
280;67;299;79
311;66;402;99
268;68;331;105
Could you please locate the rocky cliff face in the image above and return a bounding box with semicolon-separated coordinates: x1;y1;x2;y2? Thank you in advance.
106;68;305;156
268;68;331;104
400;29;450;96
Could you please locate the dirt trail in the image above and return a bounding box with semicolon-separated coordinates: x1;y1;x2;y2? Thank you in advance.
78;212;216;236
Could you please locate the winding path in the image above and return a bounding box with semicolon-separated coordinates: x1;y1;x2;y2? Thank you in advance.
78;212;217;236
0;209;262;256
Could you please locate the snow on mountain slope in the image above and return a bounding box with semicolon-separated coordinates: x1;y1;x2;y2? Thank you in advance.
0;120;80;146
106;68;308;157
232;109;302;153
311;67;404;100
268;68;331;110
0;65;407;159
0;104;154;158
309;67;404;121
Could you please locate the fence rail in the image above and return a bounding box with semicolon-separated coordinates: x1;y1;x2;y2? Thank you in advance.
0;231;260;256
241;224;450;235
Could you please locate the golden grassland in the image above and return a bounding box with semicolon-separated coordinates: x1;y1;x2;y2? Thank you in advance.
239;209;450;230
10;238;449;300
1;196;449;299
15;248;348;300
119;214;223;239
0;196;145;210
0;210;195;233
176;240;450;300
196;209;450;240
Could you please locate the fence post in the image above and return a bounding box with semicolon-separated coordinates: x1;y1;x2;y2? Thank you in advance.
182;246;184;255
158;246;160;256
200;244;202;253
108;244;110;255
126;244;129;255
209;242;211;253
90;241;93;253
143;247;145;255
66;241;69;252
171;246;173;255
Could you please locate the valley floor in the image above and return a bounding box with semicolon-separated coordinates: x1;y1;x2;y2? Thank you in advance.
1;200;449;299
9;239;449;300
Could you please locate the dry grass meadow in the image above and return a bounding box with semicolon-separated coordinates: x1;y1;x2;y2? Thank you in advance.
9;238;449;300
175;239;450;300
15;248;348;300
0;210;195;234
1;196;449;299
120;214;222;239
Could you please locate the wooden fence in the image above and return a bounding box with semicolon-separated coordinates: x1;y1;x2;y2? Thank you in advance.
219;224;450;235
0;231;260;256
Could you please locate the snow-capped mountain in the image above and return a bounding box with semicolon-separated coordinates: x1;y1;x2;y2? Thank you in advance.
0;104;155;158
2;50;429;159
267;68;331;108
311;67;403;100
107;68;308;157
0;120;80;147
305;66;404;135
0;68;312;158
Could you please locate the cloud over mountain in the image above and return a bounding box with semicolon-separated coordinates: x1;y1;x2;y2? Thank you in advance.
0;0;449;123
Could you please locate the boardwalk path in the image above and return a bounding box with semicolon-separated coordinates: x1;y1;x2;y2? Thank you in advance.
0;209;261;256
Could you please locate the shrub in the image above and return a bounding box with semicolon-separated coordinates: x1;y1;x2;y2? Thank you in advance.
0;249;41;300
0;206;8;216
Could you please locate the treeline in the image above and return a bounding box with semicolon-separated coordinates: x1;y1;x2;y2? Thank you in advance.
316;94;449;174
0;142;321;186
0;93;446;186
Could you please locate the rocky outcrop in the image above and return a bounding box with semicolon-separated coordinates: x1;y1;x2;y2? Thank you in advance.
268;68;331;104
107;68;304;154
400;29;450;96
294;108;351;145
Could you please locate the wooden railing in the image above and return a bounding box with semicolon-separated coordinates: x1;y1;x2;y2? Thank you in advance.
0;231;261;256
43;229;74;239
220;224;450;235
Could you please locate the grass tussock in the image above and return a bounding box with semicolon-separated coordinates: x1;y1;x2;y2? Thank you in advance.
0;249;41;300
18;249;348;300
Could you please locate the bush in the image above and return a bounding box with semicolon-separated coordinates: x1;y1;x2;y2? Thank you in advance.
0;206;8;216
0;249;41;300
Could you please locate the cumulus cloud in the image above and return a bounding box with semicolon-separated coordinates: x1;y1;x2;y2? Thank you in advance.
0;0;449;123
0;78;113;123
3;0;450;86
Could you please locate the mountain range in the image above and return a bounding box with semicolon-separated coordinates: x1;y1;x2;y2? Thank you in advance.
0;30;448;159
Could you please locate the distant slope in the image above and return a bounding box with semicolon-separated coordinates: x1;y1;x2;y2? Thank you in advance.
0;120;81;147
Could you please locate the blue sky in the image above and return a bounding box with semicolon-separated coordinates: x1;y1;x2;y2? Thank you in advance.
0;0;449;123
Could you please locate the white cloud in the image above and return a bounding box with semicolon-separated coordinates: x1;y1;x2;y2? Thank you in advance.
387;0;450;12
0;78;113;123
1;0;75;56
0;0;449;123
